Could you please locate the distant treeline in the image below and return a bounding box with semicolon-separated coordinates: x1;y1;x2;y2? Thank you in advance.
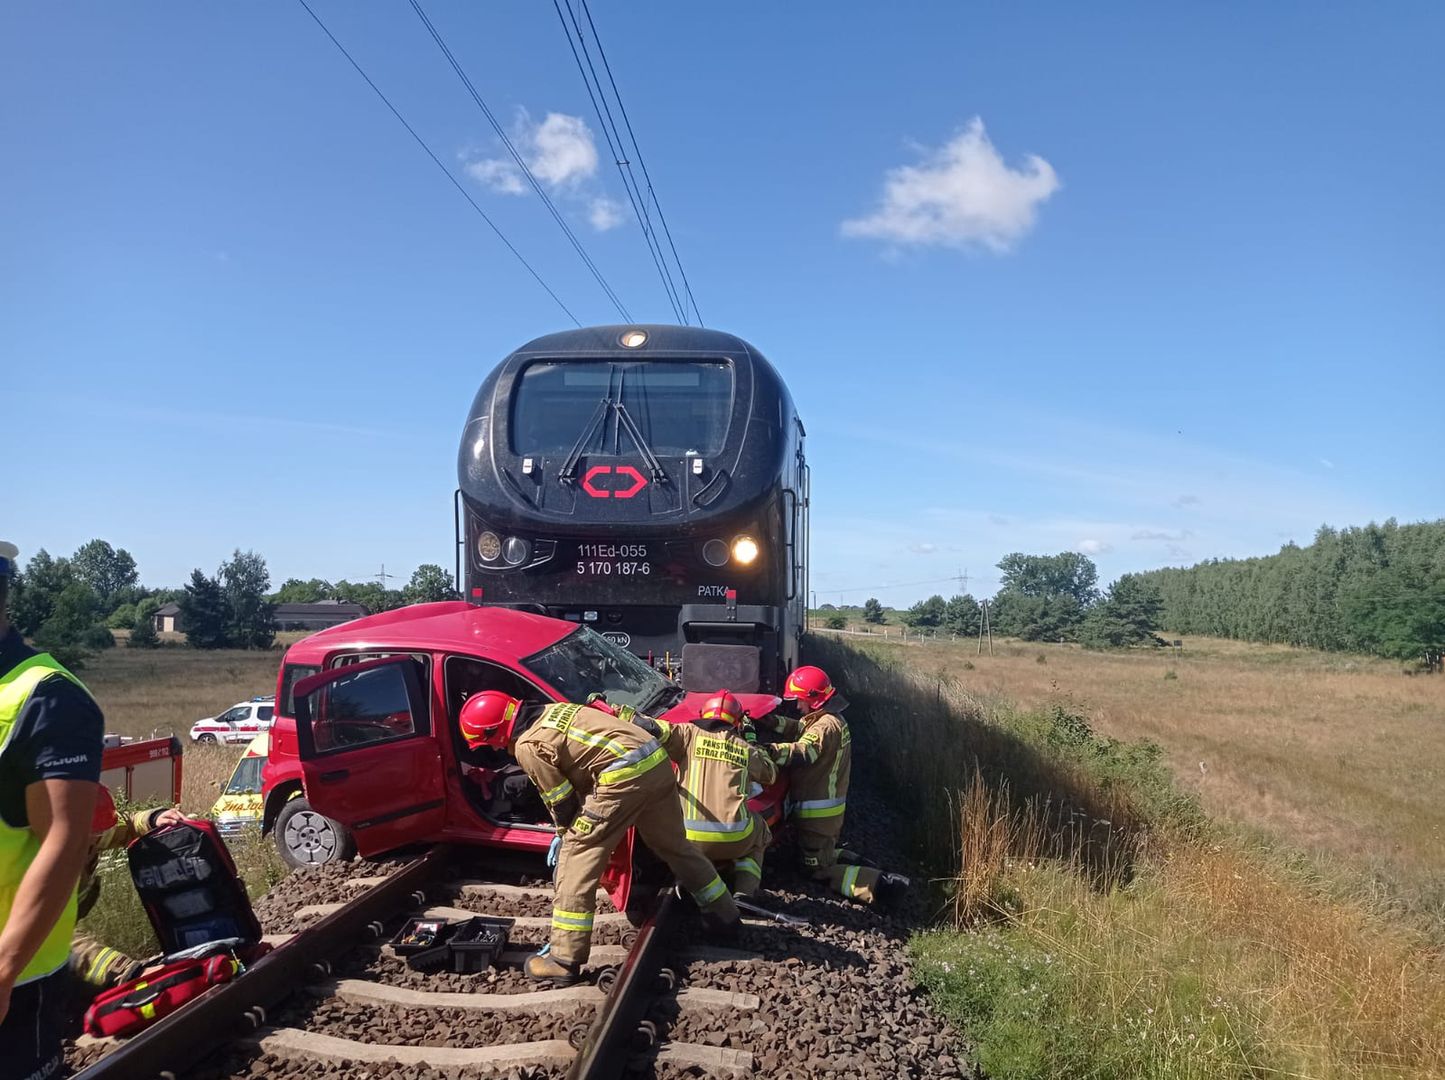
1135;519;1445;660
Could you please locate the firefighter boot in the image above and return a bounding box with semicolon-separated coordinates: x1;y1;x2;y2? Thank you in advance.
700;909;741;944
873;872;912;914
523;946;582;988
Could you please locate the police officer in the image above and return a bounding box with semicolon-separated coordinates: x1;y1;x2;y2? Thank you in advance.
459;693;740;987
0;541;104;1078
662;691;776;898
764;665;908;908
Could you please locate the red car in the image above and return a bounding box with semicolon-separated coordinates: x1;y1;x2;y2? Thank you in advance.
261;602;784;911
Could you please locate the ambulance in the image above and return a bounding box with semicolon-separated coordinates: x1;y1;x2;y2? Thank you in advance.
208;733;268;838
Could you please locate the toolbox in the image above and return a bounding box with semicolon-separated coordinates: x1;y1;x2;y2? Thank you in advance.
392;917;452;971
446;916;512;973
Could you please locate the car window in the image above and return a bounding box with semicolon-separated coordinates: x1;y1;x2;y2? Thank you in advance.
444;656;547;723
221;706;249;724
258;706;274;722
223;754;265;795
522;626;671;709
308;663;419;754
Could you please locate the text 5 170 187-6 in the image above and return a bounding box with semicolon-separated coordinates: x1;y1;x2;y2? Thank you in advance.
576;561;653;576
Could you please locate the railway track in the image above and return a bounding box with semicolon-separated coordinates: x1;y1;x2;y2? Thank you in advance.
67;846;760;1080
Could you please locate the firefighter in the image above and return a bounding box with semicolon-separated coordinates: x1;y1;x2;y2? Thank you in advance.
70;787;184;997
0;540;104;1079
659;691;776;897
763;665;908;908
459;693;741;987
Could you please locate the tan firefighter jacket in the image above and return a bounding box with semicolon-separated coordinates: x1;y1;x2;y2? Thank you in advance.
78;808;167;918
514;703;670;831
660;718;776;845
766;709;851;833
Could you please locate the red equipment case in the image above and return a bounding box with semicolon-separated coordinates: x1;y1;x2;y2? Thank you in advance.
126;819;262;955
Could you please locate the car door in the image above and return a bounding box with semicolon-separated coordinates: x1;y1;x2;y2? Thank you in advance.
217;706;251;743
292;655;447;857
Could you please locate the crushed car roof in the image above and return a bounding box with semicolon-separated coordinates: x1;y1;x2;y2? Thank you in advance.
283;601;576;661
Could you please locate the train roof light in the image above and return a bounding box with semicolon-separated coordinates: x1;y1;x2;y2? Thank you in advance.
619;329;648;348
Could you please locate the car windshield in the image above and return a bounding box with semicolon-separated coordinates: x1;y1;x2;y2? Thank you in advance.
522;626;672;710
223;753;264;795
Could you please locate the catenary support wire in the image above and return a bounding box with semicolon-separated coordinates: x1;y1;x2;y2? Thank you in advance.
293;0;581;326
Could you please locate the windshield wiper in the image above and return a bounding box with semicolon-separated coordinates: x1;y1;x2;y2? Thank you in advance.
613;401;667;485
558;395;610;482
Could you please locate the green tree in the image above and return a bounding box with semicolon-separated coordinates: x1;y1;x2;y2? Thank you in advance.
34;582;112;667
902;594;947;628
403;564;460;605
942;594;981;636
272;577;334;604
1081;574;1165;647
107;602;138;630
333;580;404;614
862;598;886;624
221;550;275;650
127;609;159;648
825;613;847;630
9;550;75;636
70;539;139;612
991;552;1099;641
180;569;229;649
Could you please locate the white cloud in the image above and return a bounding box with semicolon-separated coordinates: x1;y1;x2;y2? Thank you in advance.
1172;494;1201;508
908;542;939;555
1320;458;1335;469
1077;539;1112;556
588;197;626;232
1132;528;1193;542
842;117;1059;252
464;157;527;195
464;111;621;231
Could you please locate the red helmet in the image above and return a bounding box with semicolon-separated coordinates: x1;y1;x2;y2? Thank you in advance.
459;691;522;750
91;785;118;834
783;665;835;712
700;691;743;727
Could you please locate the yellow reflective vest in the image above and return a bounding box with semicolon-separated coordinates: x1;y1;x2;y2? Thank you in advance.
0;653;93;985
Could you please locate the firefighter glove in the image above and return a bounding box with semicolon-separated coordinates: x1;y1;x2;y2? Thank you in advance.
547;834;562;868
740;719;758;744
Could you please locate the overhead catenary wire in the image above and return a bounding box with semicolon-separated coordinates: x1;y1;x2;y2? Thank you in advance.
292;0;581;326
577;0;702;327
551;0;693;325
406;0;633;323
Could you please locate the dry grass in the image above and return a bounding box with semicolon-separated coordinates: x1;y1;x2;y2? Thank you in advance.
871;635;1445;919
80;644;281;740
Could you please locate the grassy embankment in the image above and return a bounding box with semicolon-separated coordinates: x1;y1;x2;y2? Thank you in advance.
812;633;1445;1079
76;643;287;960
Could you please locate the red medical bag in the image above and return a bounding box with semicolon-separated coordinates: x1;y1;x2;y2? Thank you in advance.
83;951;240;1038
126;819;262;955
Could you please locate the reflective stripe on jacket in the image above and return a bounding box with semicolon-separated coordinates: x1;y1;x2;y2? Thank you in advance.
666;720;776;844
514;703;671;826
773;709;851;828
0;653;92;985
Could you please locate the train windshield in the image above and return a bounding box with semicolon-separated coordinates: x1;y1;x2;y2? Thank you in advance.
510;360;733;456
522;626;673;711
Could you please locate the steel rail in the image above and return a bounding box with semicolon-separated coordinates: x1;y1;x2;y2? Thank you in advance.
566;889;679;1080
72;845;450;1080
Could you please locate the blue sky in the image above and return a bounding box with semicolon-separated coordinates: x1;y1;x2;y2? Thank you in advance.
4;2;1441;605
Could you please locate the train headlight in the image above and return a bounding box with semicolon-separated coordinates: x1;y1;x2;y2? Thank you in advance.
477;531;502;563
702;539;729;567
503;536;530;566
731;536;759;566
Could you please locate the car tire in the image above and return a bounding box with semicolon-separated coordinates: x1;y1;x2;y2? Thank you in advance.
197;733;218;745
275;796;356;870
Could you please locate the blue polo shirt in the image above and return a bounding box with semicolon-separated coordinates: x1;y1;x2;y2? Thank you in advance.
0;627;105;828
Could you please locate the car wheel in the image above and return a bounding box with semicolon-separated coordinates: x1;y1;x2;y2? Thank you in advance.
197;733;217;745
275;796;356;870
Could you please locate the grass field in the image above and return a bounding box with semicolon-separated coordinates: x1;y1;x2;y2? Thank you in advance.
814;633;1445;1078
858;633;1445;921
